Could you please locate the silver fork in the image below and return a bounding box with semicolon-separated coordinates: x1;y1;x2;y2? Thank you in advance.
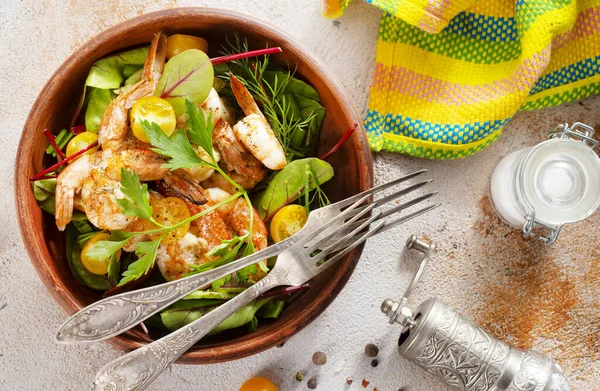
92;203;386;390
56;170;438;345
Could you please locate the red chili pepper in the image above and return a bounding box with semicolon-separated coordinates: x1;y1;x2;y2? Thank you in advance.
210;47;282;65
29;141;98;181
319;123;359;161
42;129;66;161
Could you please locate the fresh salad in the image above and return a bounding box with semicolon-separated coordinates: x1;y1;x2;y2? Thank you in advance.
31;32;356;336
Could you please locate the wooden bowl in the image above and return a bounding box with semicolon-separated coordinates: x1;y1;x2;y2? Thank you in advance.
15;8;372;363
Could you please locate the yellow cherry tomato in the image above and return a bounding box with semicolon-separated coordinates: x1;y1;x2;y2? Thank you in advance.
166;34;209;59
81;233;121;275
130;96;176;143
123;195;191;244
269;204;308;243
239;377;278;391
65;131;98;158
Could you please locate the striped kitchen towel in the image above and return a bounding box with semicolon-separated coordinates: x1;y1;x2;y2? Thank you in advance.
323;0;600;159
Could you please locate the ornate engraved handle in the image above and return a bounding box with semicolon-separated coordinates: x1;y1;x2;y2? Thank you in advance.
56;243;288;344
92;274;282;391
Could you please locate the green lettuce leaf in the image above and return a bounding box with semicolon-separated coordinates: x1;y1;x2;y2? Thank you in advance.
85;47;149;89
160;298;273;334
85;88;115;133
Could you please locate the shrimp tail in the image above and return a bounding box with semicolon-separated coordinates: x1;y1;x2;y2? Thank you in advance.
162;173;208;205
229;72;266;121
55;187;74;231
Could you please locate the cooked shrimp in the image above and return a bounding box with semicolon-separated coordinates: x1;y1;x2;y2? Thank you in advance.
98;32;167;152
55;153;101;231
212;119;266;189
230;73;287;170
155;180;231;281
206;187;268;251
175;144;222;184
80;150;169;231
176;88;236;128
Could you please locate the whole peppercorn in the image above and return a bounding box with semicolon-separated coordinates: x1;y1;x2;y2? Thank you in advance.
295;372;305;381
371;359;379;367
307;376;318;389
364;343;379;358
312;351;327;366
345;377;353;385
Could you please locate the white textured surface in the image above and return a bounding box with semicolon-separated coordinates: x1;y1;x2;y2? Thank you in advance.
1;1;600;390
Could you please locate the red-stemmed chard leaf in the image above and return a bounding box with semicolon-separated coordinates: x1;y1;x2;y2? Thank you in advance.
156;49;214;116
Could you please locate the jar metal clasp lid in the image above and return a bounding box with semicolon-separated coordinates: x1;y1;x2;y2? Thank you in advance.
521;122;598;244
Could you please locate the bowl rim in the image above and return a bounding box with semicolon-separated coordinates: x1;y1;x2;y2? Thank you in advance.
14;7;373;363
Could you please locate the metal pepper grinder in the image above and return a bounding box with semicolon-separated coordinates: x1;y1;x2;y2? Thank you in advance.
381;235;569;391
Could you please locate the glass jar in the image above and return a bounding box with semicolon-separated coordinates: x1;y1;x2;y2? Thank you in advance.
490;123;600;243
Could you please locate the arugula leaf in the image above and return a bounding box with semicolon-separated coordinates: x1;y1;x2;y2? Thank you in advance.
185;100;214;159
116;168;153;221
143;120;209;170
118;237;162;286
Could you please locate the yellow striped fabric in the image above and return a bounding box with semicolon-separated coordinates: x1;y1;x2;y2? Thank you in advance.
323;0;600;159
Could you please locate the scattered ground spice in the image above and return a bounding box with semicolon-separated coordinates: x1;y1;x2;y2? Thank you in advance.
307;377;318;389
312;351;327;366
362;379;369;388
364;343;379;357
472;195;600;378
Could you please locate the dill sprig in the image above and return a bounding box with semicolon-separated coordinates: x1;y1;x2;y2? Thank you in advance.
217;35;316;159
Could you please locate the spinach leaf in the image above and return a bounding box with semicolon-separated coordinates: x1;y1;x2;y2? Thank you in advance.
85;88;115;133
211;298;272;335
85;47;148;90
159;298;273;333
155;49;214;116
253;158;334;220
183;289;239;300
256;298;285;319
66;225;85;286
160;299;223;331
71;232;112;291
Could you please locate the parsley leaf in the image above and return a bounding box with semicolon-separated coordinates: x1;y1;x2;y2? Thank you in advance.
83;231;136;262
142;120;212;171
185;100;215;160
116;168;153;221
118;237;163;286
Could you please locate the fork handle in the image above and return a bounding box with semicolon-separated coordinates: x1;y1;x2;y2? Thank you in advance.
56;242;288;344
92;274;281;391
